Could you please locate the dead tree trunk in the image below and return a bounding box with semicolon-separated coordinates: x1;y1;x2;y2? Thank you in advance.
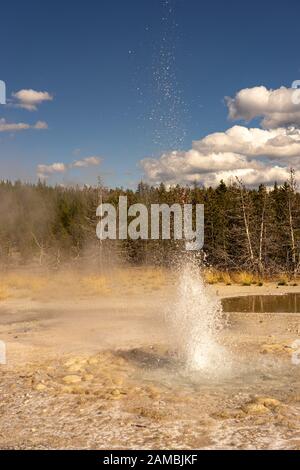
236;178;255;268
31;232;45;266
258;189;267;275
288;169;297;277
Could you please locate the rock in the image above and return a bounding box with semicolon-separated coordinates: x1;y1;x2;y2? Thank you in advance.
94;390;107;399
83;374;94;381
62;375;81;384
70;385;86;395
261;343;293;355
112;377;124;386
241;402;271;415
146;385;161;399
35;383;47;392
64;357;87;367
64;358;79;367
255;397;281;410
88;357;99;365
68;363;85;373
213;409;246;420
253;417;269;426
61;385;74;394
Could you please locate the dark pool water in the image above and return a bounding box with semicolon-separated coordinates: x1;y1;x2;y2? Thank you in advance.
222;293;300;313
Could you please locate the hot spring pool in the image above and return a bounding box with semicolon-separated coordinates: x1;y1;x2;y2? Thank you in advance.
222;293;300;313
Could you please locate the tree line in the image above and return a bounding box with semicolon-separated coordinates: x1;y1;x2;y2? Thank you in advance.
0;171;299;275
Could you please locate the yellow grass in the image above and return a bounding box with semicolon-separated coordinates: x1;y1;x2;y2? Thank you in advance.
114;267;167;292
0;283;9;301
203;270;219;284
231;272;260;286
0;268;299;301
204;269;298;286
80;275;111;295
276;274;289;286
204;270;232;285
3;274;47;292
204;270;267;286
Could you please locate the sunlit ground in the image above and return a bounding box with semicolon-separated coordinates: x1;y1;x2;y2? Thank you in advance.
0;268;299;449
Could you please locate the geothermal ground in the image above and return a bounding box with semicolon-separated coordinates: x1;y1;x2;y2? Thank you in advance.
0;269;300;450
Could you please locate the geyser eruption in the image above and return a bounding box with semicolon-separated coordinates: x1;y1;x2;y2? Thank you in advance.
170;261;231;377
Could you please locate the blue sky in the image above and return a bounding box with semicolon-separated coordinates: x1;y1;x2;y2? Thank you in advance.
1;0;300;187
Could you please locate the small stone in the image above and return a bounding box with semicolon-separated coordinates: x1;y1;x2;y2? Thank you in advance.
61;385;74;394
112;377;124;386
88;357;99;365
261;343;293;355
62;375;81;384
213;409;246;420
71;385;85;395
64;358;78;367
64;357;87;367
68;364;84;373
35;383;47;392
255;397;281;410
241;403;271;415
84;374;94;381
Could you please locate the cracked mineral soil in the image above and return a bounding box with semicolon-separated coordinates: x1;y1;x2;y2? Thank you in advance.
0;278;300;450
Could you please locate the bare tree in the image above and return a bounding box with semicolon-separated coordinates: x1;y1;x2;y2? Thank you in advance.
236;177;255;267
258;186;267;275
287;169;297;277
31;232;45;266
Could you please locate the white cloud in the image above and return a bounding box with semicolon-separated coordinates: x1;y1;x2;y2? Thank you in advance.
192;166;290;188
194;125;300;159
141;84;300;187
72;156;102;168
0;118;48;132
33;120;48;130
37;163;67;179
141;124;300;188
226;86;300;129
12;89;53;111
37;156;102;179
141;150;291;188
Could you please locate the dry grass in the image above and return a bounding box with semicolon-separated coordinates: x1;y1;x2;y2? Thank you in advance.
114;267;168;293
3;274;47;292
0;283;9;301
231;271;260;286
204;270;262;286
203;270;219;285
80;275;111;295
0;267;170;300
277;274;289;286
0;268;299;301
204;270;232;285
204;269;300;286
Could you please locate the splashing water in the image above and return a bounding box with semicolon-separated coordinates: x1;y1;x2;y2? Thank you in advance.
149;0;187;151
170;262;231;377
